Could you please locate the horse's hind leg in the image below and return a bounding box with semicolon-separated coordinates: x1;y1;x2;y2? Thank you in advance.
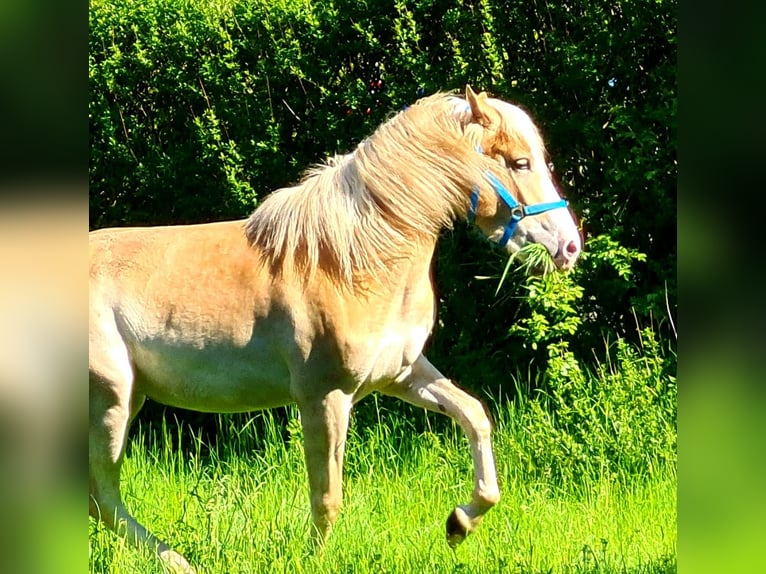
89;353;194;573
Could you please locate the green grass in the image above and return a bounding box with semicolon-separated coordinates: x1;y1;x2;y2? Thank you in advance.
89;402;676;574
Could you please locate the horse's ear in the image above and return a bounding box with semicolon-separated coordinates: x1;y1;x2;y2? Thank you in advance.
465;85;499;129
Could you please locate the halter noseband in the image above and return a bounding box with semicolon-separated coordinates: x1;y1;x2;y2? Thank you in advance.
467;146;569;248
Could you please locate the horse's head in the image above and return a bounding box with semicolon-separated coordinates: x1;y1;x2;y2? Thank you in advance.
460;86;581;271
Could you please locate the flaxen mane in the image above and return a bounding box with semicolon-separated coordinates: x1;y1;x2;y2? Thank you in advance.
244;94;493;286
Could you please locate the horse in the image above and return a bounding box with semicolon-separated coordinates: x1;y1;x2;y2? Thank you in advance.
89;86;581;572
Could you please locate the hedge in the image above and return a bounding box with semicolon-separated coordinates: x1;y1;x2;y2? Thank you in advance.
89;0;677;395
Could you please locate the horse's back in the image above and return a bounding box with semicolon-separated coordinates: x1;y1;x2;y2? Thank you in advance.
89;220;260;335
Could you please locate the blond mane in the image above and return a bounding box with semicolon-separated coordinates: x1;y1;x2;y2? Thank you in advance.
244;93;493;287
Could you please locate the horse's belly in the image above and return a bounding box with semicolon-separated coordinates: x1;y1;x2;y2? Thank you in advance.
132;341;293;412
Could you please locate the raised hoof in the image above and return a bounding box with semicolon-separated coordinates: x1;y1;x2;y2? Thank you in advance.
446;507;470;548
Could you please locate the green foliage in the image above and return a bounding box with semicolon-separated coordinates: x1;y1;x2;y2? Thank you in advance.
574;234;659;346
581;234;647;280
507;271;584;352
508;328;676;485
494;235;675;485
491;234;646;365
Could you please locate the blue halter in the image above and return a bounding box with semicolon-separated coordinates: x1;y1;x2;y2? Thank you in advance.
467;148;569;248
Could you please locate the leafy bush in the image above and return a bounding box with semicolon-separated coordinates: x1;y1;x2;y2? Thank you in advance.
507;328;676;485
491;240;675;484
502;234;649;355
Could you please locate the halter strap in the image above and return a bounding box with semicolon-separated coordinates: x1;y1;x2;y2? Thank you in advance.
467;152;569;248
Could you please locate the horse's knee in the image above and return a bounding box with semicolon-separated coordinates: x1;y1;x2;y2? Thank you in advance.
89;494;125;531
463;396;492;441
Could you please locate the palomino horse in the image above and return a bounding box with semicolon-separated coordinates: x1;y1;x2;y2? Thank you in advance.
89;86;581;571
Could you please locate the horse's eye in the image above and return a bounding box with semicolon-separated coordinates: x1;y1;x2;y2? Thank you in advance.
512;158;530;171
548;162;555;173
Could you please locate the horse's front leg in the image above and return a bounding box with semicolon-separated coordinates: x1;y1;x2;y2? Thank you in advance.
297;389;353;545
382;355;500;547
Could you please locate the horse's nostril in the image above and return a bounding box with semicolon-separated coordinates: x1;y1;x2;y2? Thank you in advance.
556;239;580;267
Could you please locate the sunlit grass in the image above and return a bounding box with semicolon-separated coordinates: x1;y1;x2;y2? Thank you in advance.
89;403;676;574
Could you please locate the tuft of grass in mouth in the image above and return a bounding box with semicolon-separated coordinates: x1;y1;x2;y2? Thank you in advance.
496;242;555;294
515;242;556;276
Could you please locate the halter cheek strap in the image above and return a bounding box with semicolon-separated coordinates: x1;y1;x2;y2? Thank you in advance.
467;148;569;248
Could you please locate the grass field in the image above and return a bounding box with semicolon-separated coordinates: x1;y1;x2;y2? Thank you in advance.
88;398;676;574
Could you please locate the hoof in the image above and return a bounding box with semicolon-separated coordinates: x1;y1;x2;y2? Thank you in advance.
159;549;195;574
446;507;470;548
